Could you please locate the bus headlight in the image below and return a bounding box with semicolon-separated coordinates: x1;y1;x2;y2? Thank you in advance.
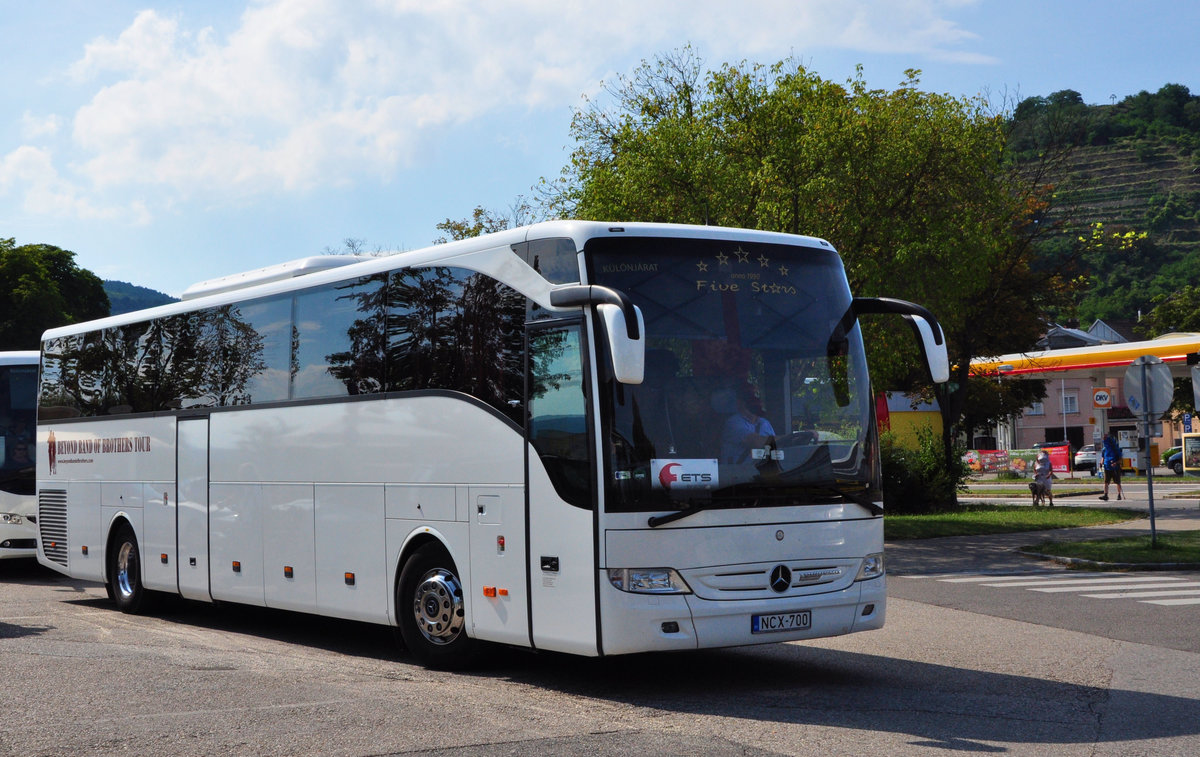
607;568;692;594
855;553;884;581
0;513;24;526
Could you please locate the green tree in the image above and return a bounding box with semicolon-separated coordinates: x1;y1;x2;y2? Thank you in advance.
434;199;535;244
0;239;109;350
544;50;1077;474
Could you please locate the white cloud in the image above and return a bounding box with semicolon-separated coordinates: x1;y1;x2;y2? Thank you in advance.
14;0;990;221
0;145;147;222
20;112;61;140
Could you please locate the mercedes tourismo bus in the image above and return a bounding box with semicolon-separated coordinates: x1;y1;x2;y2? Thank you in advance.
35;222;947;667
1;351;39;559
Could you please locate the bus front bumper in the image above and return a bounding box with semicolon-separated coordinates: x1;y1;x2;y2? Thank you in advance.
599;573;886;656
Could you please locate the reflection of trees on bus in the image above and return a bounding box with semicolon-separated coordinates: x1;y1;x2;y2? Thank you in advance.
386;268;457;393
324;273;389;395
39;265;531;424
40;305;267;416
383;267;525;422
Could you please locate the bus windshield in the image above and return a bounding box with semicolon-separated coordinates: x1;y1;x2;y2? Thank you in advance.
1;361;37;496
587;236;877;513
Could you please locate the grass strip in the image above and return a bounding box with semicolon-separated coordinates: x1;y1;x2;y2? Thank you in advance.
884;505;1142;541
1022;530;1200;566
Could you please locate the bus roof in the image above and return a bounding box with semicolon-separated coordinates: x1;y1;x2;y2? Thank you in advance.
0;351;39;366
180;255;371;301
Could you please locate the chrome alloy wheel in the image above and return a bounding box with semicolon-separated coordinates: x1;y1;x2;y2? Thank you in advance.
411;567;465;645
115;540;138;601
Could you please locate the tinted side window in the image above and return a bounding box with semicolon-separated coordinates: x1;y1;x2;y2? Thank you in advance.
520;238;579;284
528;323;592;509
192;298;291;406
39;335;84;419
294;274;388;399
387;266;525;424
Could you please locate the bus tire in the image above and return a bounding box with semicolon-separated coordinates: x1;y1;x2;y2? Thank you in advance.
397;543;478;669
109;523;151;614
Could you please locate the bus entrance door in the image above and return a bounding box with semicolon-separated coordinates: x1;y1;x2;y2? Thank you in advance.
525;322;599;656
177;417;212;602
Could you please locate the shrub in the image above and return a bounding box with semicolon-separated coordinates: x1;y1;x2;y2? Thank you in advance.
880;427;970;514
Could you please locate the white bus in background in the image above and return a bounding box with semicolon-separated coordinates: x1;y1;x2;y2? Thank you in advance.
1;351;39;559
36;221;947;668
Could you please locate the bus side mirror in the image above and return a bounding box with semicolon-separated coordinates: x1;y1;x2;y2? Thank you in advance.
840;297;950;385
598;303;645;384
908;314;950;384
549;283;645;385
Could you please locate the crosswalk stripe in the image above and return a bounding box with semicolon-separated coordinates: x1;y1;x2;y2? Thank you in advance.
982;576;1187;589
927;572;1200;608
938;574;1105;583
1030;581;1192;593
1084;588;1200;599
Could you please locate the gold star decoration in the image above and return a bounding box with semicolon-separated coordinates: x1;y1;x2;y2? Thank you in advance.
778;264;789;277
697;261;709;272
734;246;750;264
715;252;729;266
758;254;770;268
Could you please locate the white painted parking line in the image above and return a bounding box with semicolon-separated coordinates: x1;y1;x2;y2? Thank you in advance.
1143;597;1200;606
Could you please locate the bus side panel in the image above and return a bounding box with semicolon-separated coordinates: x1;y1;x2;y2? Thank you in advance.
209;483;265;606
467;484;528;646
68;481;103;582
141;481;176;592
314;483;385;623
263;483;316;613
527;460;598;656
177;418;212;602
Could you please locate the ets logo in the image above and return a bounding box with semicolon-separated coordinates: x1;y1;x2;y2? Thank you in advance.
651;459;719;491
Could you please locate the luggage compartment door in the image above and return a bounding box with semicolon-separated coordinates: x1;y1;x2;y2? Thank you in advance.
177;417;211;602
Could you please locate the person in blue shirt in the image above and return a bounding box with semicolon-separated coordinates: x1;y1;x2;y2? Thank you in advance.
1100;429;1125;501
720;384;776;463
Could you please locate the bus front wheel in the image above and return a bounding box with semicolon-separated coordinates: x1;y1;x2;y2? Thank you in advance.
109;523;150;614
397;543;478;669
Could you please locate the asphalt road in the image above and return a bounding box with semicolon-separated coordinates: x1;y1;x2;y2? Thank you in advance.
2;524;1199;756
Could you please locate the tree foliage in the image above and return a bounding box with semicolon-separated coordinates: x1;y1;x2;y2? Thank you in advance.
0;239;109;350
1008;83;1200;158
544;50;1077;454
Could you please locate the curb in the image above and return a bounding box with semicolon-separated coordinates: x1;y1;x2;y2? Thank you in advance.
1017;549;1200;571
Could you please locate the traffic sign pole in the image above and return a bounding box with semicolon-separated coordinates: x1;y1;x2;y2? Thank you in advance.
1140;362;1158;547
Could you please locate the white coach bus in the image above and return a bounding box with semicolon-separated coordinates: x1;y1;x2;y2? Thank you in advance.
1;351;39;559
36;222;947;668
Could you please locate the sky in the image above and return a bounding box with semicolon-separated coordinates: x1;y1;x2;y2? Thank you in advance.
2;0;1197;298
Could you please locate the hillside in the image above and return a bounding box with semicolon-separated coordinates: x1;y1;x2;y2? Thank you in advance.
1010;84;1200;323
103;280;178;316
1052;139;1200;253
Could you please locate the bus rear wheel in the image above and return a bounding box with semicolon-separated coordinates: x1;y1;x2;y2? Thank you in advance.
397;543;478;669
109;523;150;614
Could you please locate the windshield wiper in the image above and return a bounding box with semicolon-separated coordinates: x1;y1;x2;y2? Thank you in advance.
647;500;719;528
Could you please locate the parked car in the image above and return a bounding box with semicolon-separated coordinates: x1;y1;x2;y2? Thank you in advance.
1161;446;1181;467
1169;451;1184;475
1073;444;1097;472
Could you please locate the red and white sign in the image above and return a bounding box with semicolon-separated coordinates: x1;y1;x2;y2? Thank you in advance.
651;459;719;491
1092;388;1112;409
